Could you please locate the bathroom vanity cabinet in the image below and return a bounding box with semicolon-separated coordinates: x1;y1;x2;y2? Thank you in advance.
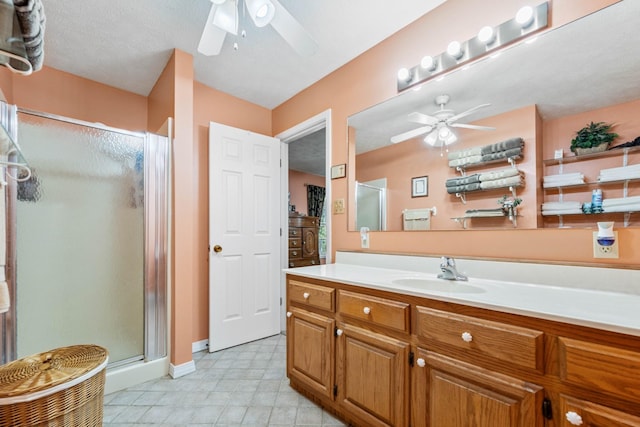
285;274;640;427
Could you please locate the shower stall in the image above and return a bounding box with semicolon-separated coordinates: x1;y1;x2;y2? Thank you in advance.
356;179;387;231
0;106;169;383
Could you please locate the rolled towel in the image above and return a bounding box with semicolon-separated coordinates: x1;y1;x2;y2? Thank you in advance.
603;196;640;207
13;0;46;71
446;184;467;194
448;155;483;168
603;203;640;213
445;174;481;187
481;147;522;162
480;137;524;155
479;167;521;182
480;174;523;189
541;208;583;215
462;182;482;192
542;201;581;210
447;146;482;160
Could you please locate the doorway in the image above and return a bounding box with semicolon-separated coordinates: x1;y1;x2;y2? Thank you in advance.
276;110;332;328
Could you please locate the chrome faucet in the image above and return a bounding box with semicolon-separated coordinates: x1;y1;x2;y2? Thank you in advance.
437;256;468;281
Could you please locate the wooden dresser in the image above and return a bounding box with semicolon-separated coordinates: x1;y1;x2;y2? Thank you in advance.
288;215;320;268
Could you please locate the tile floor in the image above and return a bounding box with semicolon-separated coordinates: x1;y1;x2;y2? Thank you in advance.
103;334;346;426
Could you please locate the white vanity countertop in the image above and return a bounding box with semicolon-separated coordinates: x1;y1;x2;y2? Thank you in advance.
284;263;640;337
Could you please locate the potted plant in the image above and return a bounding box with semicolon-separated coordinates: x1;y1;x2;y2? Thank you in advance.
498;195;522;220
570;121;618;155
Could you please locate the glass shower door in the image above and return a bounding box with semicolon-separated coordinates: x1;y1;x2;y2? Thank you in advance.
15;112;145;364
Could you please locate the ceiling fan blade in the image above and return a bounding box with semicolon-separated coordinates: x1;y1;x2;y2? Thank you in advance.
270;0;318;56
447;103;491;123
390;125;433;144
408;112;439;126
198;5;227;56
450;123;496;131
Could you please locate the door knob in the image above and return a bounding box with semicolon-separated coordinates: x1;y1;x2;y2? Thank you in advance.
213;245;223;253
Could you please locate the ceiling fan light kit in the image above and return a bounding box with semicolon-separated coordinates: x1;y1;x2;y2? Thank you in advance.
198;0;318;57
397;2;549;92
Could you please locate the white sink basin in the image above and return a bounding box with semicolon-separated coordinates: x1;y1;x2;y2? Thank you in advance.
391;278;485;293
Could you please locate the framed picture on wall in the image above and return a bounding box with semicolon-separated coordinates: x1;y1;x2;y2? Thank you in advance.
411;176;428;197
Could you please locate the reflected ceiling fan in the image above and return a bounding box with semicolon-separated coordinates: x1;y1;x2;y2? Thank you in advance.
198;0;318;56
391;95;495;147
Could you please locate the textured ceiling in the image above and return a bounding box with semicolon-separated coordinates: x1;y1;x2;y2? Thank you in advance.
288;128;326;177
43;0;446;109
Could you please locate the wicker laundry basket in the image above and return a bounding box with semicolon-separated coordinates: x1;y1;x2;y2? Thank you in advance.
0;344;108;427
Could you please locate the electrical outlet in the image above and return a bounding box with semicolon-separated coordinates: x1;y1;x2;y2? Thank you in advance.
333;199;345;214
593;231;619;259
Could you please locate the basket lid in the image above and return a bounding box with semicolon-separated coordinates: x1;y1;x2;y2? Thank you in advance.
0;344;108;398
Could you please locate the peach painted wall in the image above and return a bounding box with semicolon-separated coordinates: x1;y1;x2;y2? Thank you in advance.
0;66;147;130
356;106;538;231
192;82;272;344
272;0;638;266
288;170;325;216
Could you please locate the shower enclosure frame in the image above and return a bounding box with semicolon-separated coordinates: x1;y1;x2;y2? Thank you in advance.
0;107;169;366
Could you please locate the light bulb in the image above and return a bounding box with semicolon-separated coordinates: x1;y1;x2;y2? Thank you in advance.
424;131;438;146
516;6;534;28
397;68;411;82
420;55;436;71
447;41;463;59
478;26;496;44
256;4;269;18
438;127;451;139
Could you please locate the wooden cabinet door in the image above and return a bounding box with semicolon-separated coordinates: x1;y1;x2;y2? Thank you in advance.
412;348;543;427
336;323;410;427
286;308;335;400
301;226;319;259
558;395;640;427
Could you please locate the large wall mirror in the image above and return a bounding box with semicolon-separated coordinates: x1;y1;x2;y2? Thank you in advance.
348;1;640;232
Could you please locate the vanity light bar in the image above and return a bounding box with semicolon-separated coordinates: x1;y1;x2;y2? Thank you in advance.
397;2;549;92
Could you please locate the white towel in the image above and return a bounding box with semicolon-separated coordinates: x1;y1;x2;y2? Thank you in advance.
603;196;640;207
0;282;8;313
541;208;583;215
448;155;483;168
480;174;523;189
447;146;482;160
542;201;581;210
603;203;640;213
479;168;521;182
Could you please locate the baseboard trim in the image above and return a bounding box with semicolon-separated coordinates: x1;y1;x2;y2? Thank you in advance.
192;339;208;353
169;360;196;379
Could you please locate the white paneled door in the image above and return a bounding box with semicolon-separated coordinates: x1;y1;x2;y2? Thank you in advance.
209;122;281;352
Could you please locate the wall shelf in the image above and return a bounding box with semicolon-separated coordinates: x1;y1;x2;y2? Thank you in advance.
543;145;640;167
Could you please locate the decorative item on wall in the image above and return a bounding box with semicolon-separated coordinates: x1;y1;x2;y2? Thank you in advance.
411;176;428;198
570;121;618;156
331;163;346;179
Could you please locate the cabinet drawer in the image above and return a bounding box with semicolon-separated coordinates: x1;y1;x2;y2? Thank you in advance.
289;248;302;260
558;337;640;402
415;306;543;371
289;216;318;228
558;394;640;426
338;290;409;333
288;237;301;248
289;227;301;238
289;280;335;312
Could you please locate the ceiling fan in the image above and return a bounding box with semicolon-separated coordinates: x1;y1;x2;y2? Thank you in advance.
390;95;495;147
198;0;318;56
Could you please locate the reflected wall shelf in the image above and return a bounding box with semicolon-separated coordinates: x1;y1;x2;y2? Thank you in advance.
542;145;639;228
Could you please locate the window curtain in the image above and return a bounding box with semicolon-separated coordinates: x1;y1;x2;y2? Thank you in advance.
307;185;325;217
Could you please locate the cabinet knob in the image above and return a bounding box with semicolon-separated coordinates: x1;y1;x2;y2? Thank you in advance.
416;358;426;368
286;311;292;318
461;332;473;343
336;329;343;336
303;292;310;300
291;230;297;235
565;411;583;426
292;251;298;256
363;306;371;315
